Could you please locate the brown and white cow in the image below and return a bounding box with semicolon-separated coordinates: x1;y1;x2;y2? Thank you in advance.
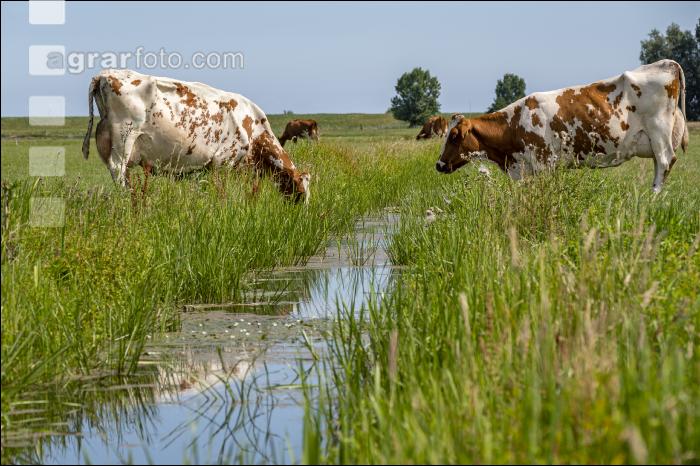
82;69;311;203
278;119;319;147
436;59;688;192
416;115;448;140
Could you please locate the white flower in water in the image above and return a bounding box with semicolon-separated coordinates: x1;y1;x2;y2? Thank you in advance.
224;329;229;333
230;335;235;339
234;323;239;327
202;331;207;335
273;323;278;327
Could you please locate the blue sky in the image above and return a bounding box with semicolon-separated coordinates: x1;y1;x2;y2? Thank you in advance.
1;1;698;116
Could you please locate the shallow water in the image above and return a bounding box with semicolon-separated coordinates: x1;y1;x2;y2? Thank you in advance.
2;213;399;465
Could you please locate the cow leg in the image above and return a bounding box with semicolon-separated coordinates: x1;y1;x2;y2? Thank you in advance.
116;132;142;188
142;162;153;196
650;133;674;193
127;168;138;209
111;147;133;188
668;155;678;172
652;157;668;194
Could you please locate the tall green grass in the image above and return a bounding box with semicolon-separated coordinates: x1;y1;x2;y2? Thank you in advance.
3;116;699;464
0;137;444;410
314;141;700;463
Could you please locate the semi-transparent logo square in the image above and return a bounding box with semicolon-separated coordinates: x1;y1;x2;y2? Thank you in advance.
30;197;66;227
28;96;65;126
29;45;66;76
29;147;65;177
28;1;66;25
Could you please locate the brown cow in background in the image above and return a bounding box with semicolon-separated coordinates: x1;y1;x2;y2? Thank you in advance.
416;115;448;140
279;119;320;146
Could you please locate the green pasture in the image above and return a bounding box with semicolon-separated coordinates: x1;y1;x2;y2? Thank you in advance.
1;115;698;464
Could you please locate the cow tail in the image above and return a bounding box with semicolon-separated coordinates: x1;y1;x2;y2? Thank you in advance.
82;76;98;159
679;62;686;119
678;62;689;152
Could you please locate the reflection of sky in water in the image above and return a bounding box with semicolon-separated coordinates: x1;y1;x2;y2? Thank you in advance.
41;356;313;465
293;265;395;319
21;216;397;465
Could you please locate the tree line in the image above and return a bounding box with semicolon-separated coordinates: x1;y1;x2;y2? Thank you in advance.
390;19;699;125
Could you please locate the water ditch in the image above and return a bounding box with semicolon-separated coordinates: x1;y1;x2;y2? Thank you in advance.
2;212;400;464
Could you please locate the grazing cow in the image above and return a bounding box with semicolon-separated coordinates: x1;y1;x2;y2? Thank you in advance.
82;69;311;203
416;115;448;140
279;119;319;146
436;60;689;192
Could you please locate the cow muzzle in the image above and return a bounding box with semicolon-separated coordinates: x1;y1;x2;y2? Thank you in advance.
435;160;450;173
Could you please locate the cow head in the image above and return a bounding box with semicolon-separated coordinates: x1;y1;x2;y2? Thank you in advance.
309;126;320;141
279;169;311;204
252;132;311;204
435;115;483;174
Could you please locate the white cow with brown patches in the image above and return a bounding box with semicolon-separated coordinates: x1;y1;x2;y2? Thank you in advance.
82;69;311;203
436;59;689;192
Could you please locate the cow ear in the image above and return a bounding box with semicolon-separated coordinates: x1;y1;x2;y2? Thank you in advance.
449;127;461;142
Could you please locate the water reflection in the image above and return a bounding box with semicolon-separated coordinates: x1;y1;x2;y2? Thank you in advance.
2;214;398;464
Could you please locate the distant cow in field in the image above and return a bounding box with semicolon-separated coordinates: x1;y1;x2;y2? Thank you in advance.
416;115;448;140
279;119;319;147
82;69;311;203
436;59;688;193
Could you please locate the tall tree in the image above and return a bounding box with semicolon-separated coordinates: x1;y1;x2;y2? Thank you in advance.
487;73;526;113
640;21;700;120
390;68;441;127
